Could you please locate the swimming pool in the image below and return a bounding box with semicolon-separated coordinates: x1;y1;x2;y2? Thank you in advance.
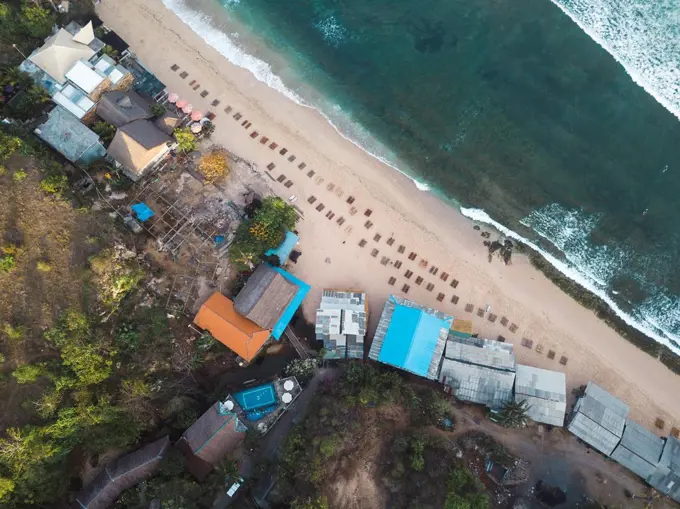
233;383;277;411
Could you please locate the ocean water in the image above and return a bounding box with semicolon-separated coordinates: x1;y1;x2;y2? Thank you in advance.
164;0;680;351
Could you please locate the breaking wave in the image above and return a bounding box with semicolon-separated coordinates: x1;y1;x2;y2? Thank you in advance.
314;15;349;47
461;205;680;354
550;0;680;120
161;0;430;193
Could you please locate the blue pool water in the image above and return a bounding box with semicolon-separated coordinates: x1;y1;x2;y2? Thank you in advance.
233;382;277;411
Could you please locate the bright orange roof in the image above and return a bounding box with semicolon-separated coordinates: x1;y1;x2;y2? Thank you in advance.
193;292;271;361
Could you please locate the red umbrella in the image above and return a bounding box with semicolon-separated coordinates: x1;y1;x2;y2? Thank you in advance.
176;99;187;109
182;103;193;114
191;111;203;122
167;92;179;103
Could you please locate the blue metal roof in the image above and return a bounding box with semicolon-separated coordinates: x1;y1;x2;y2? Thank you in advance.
265;231;298;264
269;265;310;340
378;301;451;378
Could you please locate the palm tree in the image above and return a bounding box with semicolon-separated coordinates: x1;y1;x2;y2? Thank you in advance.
497;399;530;428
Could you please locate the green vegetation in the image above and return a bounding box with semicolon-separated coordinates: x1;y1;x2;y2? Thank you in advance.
444;468;489;509
228;197;298;270
174;127;198;153
12;362;48;383
494;399;530;428
92;120;117;146
0;127;215;508
39;174;68;195
0;2;55;46
150;103;166;118
274;364;470;508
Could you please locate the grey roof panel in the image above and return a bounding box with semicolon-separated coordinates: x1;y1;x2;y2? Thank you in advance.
568;410;621;456
515;394;566;427
440;358;515;409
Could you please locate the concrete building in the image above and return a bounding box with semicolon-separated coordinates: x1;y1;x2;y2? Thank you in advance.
514;364;567;427
316;290;367;359
567;382;629;456
610;420;664;479
438;336;516;409
368;295;453;380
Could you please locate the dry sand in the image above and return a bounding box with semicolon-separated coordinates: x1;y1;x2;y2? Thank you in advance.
97;0;680;432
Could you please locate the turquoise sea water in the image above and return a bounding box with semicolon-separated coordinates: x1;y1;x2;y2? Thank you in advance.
165;0;680;349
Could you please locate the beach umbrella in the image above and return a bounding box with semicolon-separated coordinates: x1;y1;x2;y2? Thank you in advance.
182;103;193;114
190;123;202;134
167;92;179;103
190;111;203;122
176;99;187;109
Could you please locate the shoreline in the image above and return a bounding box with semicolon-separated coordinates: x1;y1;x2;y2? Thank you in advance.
97;0;680;432
167;0;679;352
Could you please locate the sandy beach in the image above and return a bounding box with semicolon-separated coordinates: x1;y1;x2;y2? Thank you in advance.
97;0;680;432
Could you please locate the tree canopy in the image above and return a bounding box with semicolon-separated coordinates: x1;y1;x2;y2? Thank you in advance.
228;197;298;270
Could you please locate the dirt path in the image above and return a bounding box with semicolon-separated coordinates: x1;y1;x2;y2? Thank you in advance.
442;404;675;508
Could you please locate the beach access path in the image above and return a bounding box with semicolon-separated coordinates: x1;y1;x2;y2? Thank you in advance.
97;0;680;434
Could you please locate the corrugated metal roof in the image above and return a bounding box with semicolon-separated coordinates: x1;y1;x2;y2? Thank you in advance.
568;406;621;455
368;295;452;380
618;420;664;465
515;394;566;427
439;357;515;408
444;337;515;371
514;364;566;427
647;435;680;502
515;365;566;402
567;383;629;455
611;422;661;479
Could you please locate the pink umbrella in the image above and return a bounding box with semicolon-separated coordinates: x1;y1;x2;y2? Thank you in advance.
182;103;193;114
167;92;179;103
176;99;187;109
190;123;202;134
191;111;203;122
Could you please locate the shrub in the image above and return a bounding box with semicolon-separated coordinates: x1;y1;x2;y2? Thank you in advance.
284;358;317;381
12;170;27;182
92;121;116;145
19;3;55;39
173;127;197;153
198;151;230;183
12;363;49;384
228;197;298;270
0;254;15;272
39;174;66;195
174;407;198;429
36;261;52;272
150;103;166;118
3;324;24;341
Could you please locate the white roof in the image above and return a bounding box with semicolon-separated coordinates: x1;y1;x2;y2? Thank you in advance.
72;21;95;45
52;85;95;119
29;28;95;84
65;60;104;93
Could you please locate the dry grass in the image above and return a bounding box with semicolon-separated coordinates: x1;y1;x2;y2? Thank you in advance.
0;155;109;424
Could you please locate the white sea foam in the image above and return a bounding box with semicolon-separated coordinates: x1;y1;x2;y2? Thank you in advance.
162;0;678;351
549;0;680;120
161;0;431;193
461;206;680;354
314;15;349;47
